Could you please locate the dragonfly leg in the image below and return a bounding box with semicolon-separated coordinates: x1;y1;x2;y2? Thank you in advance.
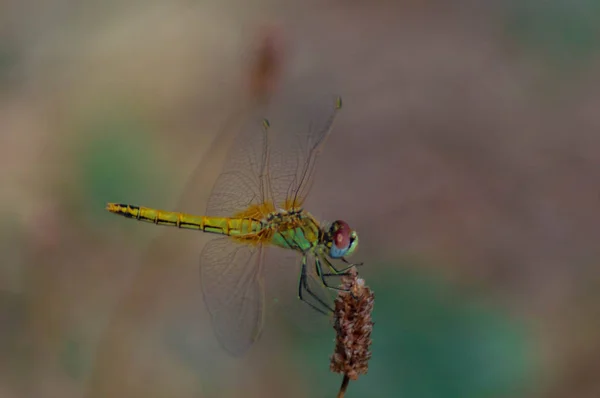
315;256;351;292
342;256;364;267
319;256;360;300
297;255;334;314
321;256;356;276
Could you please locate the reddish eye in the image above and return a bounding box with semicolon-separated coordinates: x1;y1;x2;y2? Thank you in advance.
328;220;356;259
333;221;351;249
328;220;354;259
334;230;350;249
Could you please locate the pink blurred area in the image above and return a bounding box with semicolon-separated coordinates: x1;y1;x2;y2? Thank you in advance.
1;1;600;397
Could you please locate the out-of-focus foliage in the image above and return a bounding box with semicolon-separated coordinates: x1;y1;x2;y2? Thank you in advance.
0;291;28;377
73;107;173;240
0;44;19;89
60;335;90;382
506;0;600;66
0;213;25;293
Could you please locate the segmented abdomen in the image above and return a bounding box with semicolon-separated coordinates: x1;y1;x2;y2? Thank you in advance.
106;203;262;237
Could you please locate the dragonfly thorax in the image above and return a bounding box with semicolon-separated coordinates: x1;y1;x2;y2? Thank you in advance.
264;208;324;253
264;207;303;223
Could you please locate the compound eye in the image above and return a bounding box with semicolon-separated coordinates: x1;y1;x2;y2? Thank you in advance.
329;220;351;258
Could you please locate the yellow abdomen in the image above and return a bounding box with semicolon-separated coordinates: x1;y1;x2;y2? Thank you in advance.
106;203;262;237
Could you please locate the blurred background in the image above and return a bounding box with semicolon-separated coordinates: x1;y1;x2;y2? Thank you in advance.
2;0;600;397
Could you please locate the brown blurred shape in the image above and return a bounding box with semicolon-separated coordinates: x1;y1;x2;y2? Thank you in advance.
246;23;285;104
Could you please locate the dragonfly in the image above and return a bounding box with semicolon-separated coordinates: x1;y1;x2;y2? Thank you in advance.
106;96;361;356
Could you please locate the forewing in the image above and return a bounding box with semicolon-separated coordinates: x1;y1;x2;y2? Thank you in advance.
266;95;342;210
200;237;265;356
205;110;274;217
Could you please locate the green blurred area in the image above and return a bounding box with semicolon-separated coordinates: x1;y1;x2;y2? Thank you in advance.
61;335;90;382
0;44;19;89
73;107;174;242
506;0;600;67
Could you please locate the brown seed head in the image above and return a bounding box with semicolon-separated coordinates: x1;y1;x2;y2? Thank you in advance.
330;268;374;381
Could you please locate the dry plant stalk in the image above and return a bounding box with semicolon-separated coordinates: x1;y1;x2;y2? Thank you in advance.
330;268;375;397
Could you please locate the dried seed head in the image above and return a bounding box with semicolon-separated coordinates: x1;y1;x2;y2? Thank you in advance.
330;268;374;381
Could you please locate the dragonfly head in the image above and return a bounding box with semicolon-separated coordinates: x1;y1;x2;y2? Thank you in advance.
324;220;359;259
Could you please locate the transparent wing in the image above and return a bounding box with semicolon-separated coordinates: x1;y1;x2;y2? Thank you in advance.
204;95;342;216
200;237;265;356
266;95;342;210
205;109;273;217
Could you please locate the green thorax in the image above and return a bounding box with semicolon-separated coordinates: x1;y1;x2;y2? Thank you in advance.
267;209;322;252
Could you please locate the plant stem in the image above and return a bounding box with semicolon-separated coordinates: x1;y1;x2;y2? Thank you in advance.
337;374;350;398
